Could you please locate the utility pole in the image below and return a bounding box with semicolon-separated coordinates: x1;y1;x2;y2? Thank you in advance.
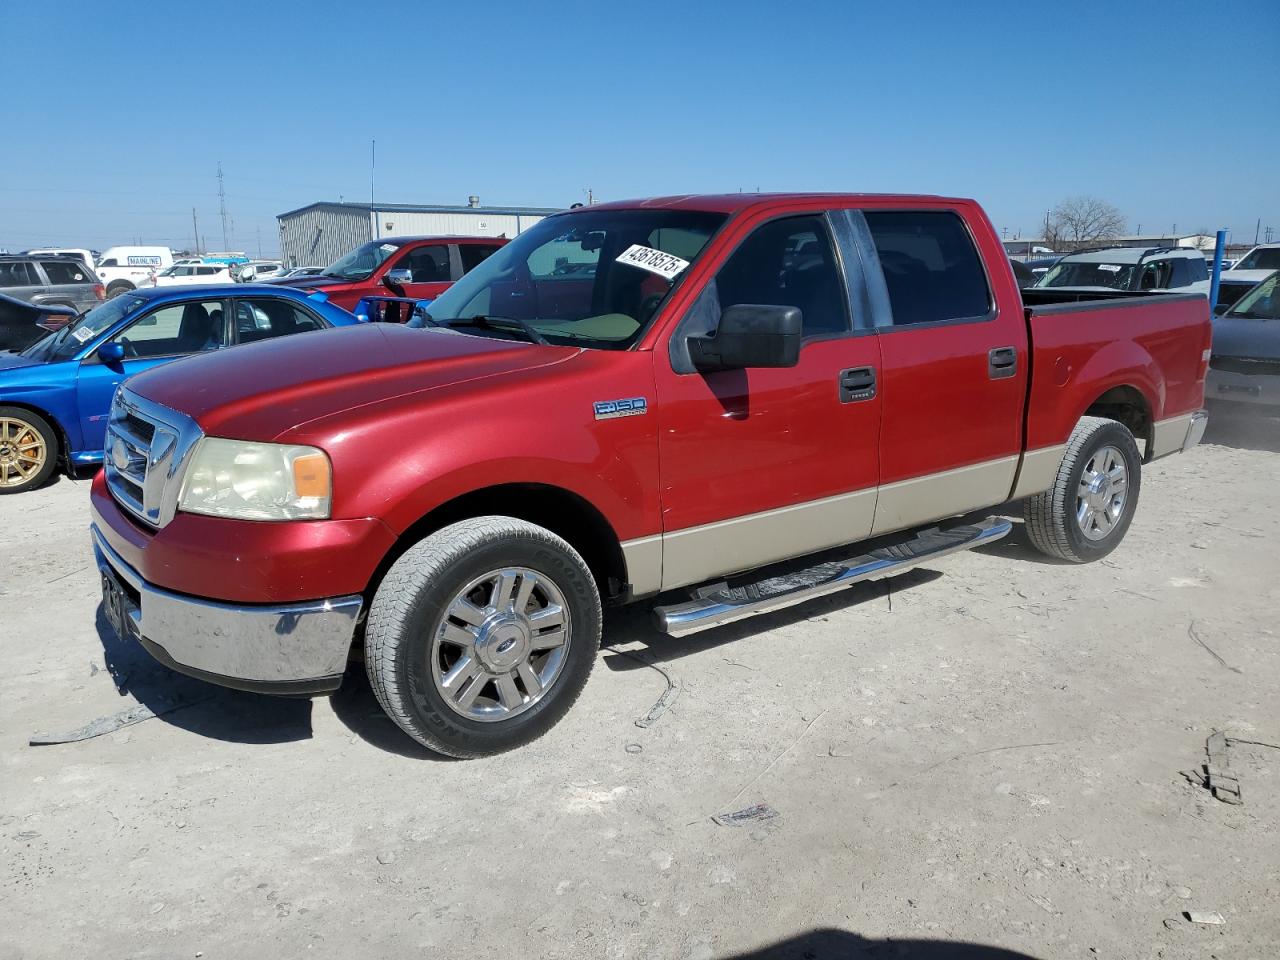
371;139;378;239
191;207;200;255
217;162;230;251
1256;218;1262;244
257;227;262;259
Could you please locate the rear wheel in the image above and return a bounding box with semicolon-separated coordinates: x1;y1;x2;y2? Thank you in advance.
105;281;134;299
1024;416;1142;562
0;407;58;494
365;517;602;757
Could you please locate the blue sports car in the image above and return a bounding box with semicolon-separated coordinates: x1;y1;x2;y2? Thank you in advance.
0;284;361;493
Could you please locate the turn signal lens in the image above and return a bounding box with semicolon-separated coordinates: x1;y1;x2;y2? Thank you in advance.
292;453;331;500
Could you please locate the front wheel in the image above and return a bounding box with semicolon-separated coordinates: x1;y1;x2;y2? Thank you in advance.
0;407;58;494
365;517;602;757
1023;416;1142;562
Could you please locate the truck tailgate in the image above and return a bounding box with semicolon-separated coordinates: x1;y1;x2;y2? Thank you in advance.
1023;293;1210;453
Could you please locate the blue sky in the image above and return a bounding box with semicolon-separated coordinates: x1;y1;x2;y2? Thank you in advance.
3;0;1276;255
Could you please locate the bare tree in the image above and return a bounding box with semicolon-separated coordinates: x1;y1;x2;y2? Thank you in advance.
1044;196;1127;251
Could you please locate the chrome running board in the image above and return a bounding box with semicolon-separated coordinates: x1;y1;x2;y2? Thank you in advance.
653;517;1012;637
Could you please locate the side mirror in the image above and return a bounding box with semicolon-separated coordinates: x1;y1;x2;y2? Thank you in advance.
97;341;125;363
384;268;413;287
688;304;802;372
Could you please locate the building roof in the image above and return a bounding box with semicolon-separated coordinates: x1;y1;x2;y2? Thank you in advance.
1112;234;1212;242
278;200;564;219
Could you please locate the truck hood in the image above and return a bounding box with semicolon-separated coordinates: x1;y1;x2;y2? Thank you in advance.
126;323;578;440
1223;269;1276;284
273;275;354;291
1212;317;1280;362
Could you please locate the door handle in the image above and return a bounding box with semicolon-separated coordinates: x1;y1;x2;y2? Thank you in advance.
988;346;1018;380
839;366;877;403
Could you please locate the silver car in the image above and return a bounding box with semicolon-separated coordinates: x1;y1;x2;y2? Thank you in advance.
0;254;104;314
1207;272;1280;407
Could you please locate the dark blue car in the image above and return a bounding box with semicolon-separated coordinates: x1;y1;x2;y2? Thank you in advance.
0;284;360;493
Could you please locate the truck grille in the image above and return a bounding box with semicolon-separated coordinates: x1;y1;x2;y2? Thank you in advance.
104;389;203;528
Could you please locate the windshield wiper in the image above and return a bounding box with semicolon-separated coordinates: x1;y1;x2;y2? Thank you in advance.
448;315;549;346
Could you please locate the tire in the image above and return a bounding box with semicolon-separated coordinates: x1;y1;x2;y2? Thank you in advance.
1023;416;1142;562
0;406;59;494
105;281;134;299
365;516;602;757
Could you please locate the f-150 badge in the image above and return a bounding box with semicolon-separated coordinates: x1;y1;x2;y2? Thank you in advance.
594;397;648;420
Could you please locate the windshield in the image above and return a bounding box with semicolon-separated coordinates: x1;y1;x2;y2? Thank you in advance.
1235;248;1280;272
21;294;143;362
1037;260;1137;290
323;241;402;281
424;209;726;349
158;265;180;277
1226;274;1280;320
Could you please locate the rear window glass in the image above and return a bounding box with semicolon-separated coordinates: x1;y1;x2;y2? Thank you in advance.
864;211;992;325
40;260;90;284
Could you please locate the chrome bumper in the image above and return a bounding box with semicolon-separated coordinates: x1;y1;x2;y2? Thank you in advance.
1182;409;1209;451
91;525;362;694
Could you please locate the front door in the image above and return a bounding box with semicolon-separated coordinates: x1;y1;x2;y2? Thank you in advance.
391;244;454;302
76;298;230;452
653;212;883;591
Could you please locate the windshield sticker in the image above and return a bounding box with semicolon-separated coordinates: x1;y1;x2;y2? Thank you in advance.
71;326;95;344
1097;264;1122;273
616;244;690;280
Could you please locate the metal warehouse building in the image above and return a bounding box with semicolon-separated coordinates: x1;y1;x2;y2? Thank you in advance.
277;198;563;268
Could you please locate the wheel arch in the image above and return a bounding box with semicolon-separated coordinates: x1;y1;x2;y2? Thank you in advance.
0;400;70;469
1081;384;1155;460
366;482;629;605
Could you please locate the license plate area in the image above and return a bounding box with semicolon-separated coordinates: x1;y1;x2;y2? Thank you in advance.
101;568;141;641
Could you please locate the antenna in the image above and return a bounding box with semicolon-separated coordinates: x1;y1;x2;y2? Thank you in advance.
217;162;230;251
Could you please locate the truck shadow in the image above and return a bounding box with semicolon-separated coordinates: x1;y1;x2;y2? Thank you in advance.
969;514;1076;566
94;606;314;745
720;929;1039;959
328;667;461;761
601;567;943;670
1202;401;1280;453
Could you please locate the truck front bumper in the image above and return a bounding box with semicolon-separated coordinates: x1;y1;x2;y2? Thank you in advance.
92;525;362;695
1207;368;1280;407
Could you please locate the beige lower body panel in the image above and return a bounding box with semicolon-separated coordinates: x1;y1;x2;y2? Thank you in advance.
870;456;1018;536
657;487;878;593
619;535;663;598
1010;444;1068;499
1150;413;1195;459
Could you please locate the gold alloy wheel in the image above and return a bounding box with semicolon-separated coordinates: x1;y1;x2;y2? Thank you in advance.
0;416;47;488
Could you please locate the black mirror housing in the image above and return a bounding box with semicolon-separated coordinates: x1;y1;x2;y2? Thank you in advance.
688;304;802;372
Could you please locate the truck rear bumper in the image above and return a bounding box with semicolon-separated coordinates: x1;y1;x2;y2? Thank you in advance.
92;524;362;695
1182;409;1209;451
1207;369;1280;407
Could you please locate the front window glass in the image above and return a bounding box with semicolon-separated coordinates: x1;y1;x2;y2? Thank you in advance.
111;300;229;358
425;209;726;348
1038;260;1137;290
323;241;401;281
21;294;144;361
1235;247;1280;272
1227;274;1280;320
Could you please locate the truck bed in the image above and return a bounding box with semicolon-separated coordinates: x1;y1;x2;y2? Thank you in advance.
1021;291;1211;453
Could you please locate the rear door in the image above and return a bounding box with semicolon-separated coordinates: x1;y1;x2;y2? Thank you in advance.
653;209;883;590
854;206;1028;535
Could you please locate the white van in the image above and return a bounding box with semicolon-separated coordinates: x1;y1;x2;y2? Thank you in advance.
25;248;96;272
95;246;174;297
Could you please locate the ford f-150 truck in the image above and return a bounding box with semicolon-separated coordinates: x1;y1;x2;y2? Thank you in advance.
90;193;1211;758
275;236;507;313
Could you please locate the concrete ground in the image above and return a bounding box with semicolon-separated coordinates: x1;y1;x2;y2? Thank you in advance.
2;407;1278;960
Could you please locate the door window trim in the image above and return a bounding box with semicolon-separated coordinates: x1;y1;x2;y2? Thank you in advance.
85;298;231;364
850;208;999;334
668;209;861;374
228;296;329;345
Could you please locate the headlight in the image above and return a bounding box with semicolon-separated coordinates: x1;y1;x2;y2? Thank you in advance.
178;438;332;521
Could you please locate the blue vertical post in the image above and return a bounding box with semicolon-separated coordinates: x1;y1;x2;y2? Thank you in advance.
1208;228;1227;312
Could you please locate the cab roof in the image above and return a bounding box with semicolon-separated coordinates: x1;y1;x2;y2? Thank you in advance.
583;192;969;214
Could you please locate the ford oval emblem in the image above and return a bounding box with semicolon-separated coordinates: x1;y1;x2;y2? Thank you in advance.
111;437;130;472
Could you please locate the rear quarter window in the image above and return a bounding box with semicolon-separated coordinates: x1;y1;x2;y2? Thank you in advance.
864;210;992;326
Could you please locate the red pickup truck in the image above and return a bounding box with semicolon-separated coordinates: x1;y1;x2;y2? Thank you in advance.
90;193;1210;757
276;235;506;312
